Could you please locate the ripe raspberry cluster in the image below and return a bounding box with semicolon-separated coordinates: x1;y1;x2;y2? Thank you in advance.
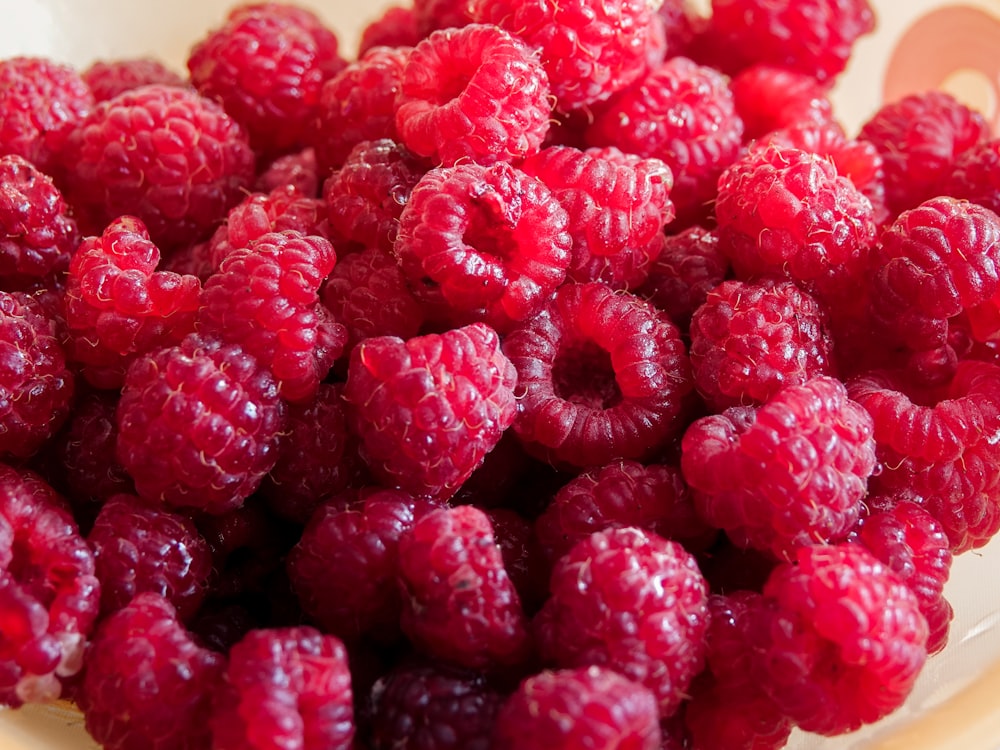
0;0;998;748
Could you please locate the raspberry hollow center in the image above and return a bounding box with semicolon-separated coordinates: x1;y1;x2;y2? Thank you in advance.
552;339;622;409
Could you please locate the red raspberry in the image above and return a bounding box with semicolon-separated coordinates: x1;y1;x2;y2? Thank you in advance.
749;544;928;735
492;665;662;750
470;0;660;112
394;161;571;332
287;489;435;644
942;137;1000;217
255;147;319;197
485;507;549;614
79;593;225;750
534;460;715;568
64;215;202;389
0;465;99;706
729;64;834;141
520;146;675;289
682;376;877;561
359;7;420;56
533;526;709;715
0;154;79;288
62;84;255;250
115;334;286;515
394;24;552;167
657;0;703;60
88;493;212;622
859;91;989;215
413;0;474;36
0;291;73;459
397;504;531;670
211;626;354;750
197;230;342;403
688;279;835;410
502;282;693;468
0;56;94;176
82;57;187;102
232;2;344;76
584;56;744;227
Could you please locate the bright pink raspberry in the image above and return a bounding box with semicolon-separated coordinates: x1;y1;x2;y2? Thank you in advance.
358;7;420;56
689;279;835;410
493;665;662;750
211;626;354;750
255;147;319;196
397;505;531;670
0;465;99;706
394;161;571;332
749;544;928;735
79;593;224;750
115;334;286;515
534;526;709;715
502;282;693;468
584;56;744;227
62;84;255;249
730;64;834;141
342;323;517;501
470;0;660;112
64;215;202;389
197;230;342;403
83;57;187;102
682;376;876;561
394;24;552;167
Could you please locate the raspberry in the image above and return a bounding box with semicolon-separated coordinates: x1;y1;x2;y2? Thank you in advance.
502;282;693;468
682;376;877;561
394;24;552;167
115;334;286;515
358;7;420;56
197;230;342;403
210;626;354;750
62;84;255;250
485;507;549;615
64;215;202;389
520;146;675;289
729;64;834;141
657;0;703;60
397;504;531;670
0;464;99;706
492;665;662;750
0;291;73;459
859;91;989;215
79;593;225;750
942;137;1000;217
82;57;187;102
584;56;744;227
394;161;572;332
533;526;709;715
470;0;660;112
0;154;79;288
0;56;94;176
255;147;319;197
688;279;835;410
749;544;928;735
413;0;474;36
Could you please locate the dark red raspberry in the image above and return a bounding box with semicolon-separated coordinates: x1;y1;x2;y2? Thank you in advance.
584;56;744;227
368;662;503;750
64;215;202;389
520;146;675;289
847;361;1000;553
211;626;354;750
942;137;1000;217
359;7;420;56
688;279;835;410
287;488;435;644
115;334;286;515
682;376;877;561
484;507;549;614
749;544;928;735
533;526;709;715
62;84;255;250
706;0;874;82
0;154;79;288
394;24;552;167
197;230;342;403
255;147;319;197
535;460;715;568
729;64;834;141
502;282;693;468
0;291;73;459
161;240;216;283
394;161;571;332
859;91;989;215
493;665;662;750
0;465;99;706
83;57;187;102
79;593;224;750
470;0;660;112
697;535;780;595
0;56;94;176
397;504;531;670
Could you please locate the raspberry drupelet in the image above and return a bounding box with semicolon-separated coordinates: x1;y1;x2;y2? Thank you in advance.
502;282;693;469
394;24;552;167
82;57;188;102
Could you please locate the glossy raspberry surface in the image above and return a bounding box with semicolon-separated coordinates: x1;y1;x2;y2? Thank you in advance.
729;64;834;141
255;147;319;196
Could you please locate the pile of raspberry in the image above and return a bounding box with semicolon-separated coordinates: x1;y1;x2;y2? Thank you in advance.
1;0;999;748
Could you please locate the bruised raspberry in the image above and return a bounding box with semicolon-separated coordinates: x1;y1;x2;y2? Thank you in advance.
729;64;834;141
255;147;319;197
359;7;420;56
82;57;187;102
